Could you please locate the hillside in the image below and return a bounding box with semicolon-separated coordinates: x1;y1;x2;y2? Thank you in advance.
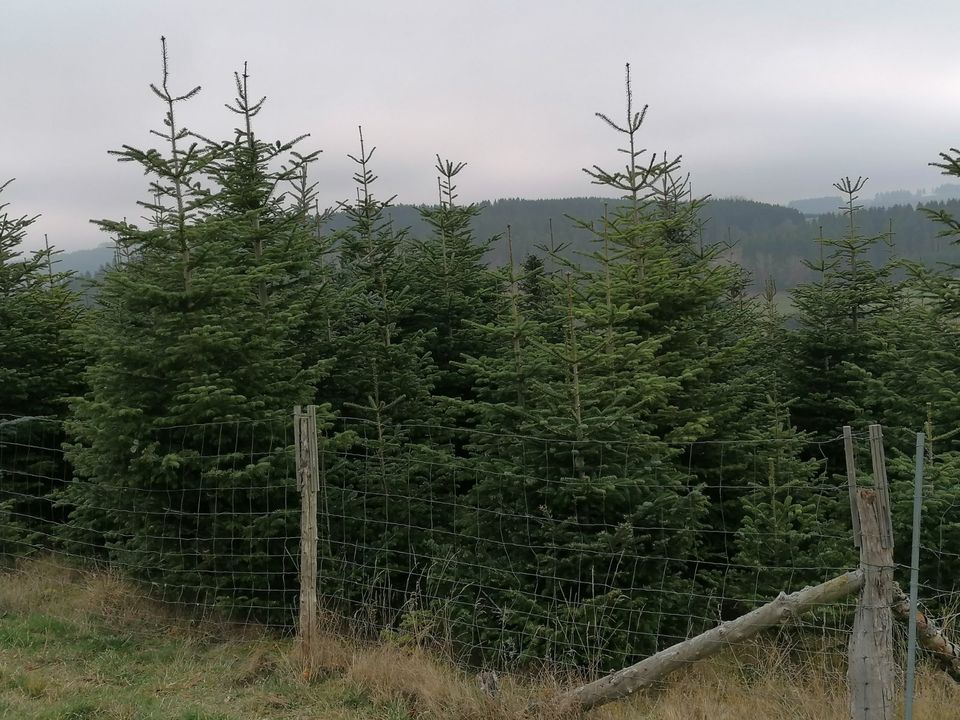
56;196;960;294
2;559;957;720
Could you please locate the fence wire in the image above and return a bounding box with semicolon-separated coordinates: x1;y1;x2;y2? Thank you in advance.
1;411;957;680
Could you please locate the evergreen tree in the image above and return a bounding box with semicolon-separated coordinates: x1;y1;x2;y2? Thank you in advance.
63;41;326;620
731;284;852;604
319;129;444;626
874;147;960;598
517;252;548;316
789;177;897;454
576;66;771;614
0;180;83;556
407;157;497;408
438;66;731;670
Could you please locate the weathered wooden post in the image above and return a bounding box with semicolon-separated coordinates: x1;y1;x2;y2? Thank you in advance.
294;404;320;669
846;425;896;720
553;571;865;714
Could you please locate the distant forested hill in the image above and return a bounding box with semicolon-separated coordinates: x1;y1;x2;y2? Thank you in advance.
57;196;960;295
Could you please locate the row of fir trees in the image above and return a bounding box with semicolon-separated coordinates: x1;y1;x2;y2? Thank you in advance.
3;52;960;671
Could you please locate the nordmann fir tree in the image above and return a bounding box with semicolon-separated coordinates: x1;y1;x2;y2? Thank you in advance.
0;180;83;557
435;228;560;667
319;128;444;629
445;67;719;670
873;147;960;599
407;156;497;411
517;252;550;318
788;177;897;460
577;66;771;627
63;41;327;621
730;280;851;605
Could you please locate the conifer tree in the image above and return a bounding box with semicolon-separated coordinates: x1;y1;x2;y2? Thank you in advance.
789;177;897;453
731;284;851;603
319;129;443;624
326;127;436;422
407;156;497;407
873;147;960;596
0;180;83;555
517;252;548;316
574;66;770;612
63;41;327;619
442;66;731;669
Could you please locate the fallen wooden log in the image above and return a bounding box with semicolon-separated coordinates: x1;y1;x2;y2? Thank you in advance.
892;582;960;684
557;570;865;715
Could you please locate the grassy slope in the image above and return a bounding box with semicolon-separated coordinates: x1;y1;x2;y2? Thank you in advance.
1;559;958;720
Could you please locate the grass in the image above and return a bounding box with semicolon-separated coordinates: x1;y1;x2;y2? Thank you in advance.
0;557;958;719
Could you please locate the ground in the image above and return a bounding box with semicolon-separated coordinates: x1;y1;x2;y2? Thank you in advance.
0;558;957;719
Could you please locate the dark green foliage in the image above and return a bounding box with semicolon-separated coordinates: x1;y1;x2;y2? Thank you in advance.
789;177;898;451
0;181;83;556
426;65;757;669
0;181;82;419
61;44;327;620
11;45;960;677
730;287;853;604
407;157;497;406
324;128;438;426
317;129;446;627
875;146;960;599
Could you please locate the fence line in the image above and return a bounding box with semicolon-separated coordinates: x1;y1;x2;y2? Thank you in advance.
1;410;958;685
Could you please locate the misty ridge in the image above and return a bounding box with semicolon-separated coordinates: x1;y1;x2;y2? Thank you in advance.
59;192;960;296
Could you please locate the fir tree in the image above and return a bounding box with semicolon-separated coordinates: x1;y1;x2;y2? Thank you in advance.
789;177;897;452
407;156;497;408
0;180;83;556
731;284;852;604
575;65;768;614
873;147;960;598
63;41;327;620
319;129;444;626
440;66;732;669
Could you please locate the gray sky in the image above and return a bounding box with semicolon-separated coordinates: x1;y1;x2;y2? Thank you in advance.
4;0;960;251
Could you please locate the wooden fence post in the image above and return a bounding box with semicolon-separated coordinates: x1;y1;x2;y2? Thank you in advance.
847;425;895;720
294;405;320;668
843;426;861;548
554;571;865;714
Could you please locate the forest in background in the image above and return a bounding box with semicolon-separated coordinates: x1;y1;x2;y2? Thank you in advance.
4;51;960;671
58;194;960;296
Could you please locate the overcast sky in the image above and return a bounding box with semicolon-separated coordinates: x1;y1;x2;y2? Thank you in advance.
4;0;960;251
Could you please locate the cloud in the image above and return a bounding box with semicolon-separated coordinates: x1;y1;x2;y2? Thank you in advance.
5;0;960;250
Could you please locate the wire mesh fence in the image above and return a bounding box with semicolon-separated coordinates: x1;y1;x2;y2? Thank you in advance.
312;415;863;673
0;412;299;627
1;409;958;684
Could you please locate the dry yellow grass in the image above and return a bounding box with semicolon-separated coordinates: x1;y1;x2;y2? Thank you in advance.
1;556;958;719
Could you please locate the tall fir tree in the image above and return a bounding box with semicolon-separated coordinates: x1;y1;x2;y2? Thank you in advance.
873;146;960;598
440;66;740;669
574;65;770;615
318;128;445;627
0;180;83;556
789;177;897;455
407;156;497;409
730;282;852;605
63;41;327;620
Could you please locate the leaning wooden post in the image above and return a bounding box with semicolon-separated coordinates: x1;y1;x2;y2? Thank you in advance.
294;405;320;670
847;425;896;720
554;570;865;715
843;426;861;549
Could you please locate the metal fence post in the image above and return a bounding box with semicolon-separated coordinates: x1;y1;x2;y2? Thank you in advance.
903;431;926;720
